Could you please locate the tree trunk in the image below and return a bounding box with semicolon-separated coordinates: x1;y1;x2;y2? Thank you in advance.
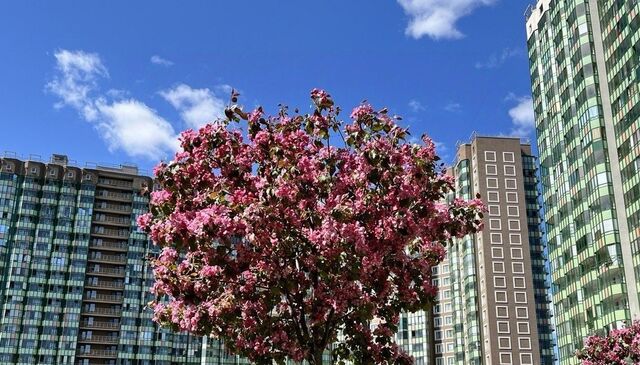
308;349;324;365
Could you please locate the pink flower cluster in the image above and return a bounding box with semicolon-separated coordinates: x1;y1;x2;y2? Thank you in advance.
577;321;640;364
137;89;484;365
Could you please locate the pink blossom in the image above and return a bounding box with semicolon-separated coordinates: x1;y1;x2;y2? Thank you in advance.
141;89;484;365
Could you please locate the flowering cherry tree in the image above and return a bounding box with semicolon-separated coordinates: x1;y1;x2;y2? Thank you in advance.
137;89;484;365
576;321;640;364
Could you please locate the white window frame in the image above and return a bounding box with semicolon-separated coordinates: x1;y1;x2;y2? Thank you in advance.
486;164;498;175
505;178;517;189
485;151;497;162
503;152;515;163
504;165;516;176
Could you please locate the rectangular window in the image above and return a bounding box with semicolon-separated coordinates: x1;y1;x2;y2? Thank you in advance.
486;164;498;175
487;178;499;188
507;206;519;216
508;219;521;231
514;291;527;303
491;247;504;259
503;152;515;163
512;262;525;274
517;322;530;334
520;353;533;365
485;151;497;162
488;191;500;202
493;262;505;273
491;233;503;244
496;306;509;318
490;219;502;230
513;277;526;288
504;165;516;176
494;276;507;288
498;337;511;350
497;321;510;334
516;307;528;319
488;205;500;216
505;178;517;189
506;192;518;203
518;338;532;350
510;234;522;245
499;353;513;365
511;248;523;259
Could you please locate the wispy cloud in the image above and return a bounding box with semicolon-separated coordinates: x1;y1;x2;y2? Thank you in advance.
408;99;426;113
444;102;462;113
47;49;179;160
150;55;174;67
507;95;535;137
397;0;496;40
475;47;525;69
159;84;226;129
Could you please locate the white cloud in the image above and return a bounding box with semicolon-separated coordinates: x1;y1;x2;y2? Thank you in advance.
475;47;524;69
94;99;179;159
150;55;174;67
46;49;108;118
47;49;179;160
444;102;462;113
397;0;496;40
408;99;426;112
159;84;226;129
508;96;535;137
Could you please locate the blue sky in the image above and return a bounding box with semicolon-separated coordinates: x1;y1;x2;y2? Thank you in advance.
0;0;536;173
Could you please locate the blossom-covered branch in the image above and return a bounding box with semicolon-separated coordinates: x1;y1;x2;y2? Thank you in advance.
137;89;485;364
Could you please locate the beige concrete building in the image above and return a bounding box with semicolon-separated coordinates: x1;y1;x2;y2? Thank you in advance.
444;136;554;365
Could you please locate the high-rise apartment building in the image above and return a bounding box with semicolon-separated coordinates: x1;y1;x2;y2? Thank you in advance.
0;154;202;365
449;136;553;365
526;0;640;362
396;136;554;365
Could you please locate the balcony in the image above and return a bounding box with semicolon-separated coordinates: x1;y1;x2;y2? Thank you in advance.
76;349;118;358
97;178;133;190
85;279;125;291
87;254;127;264
91;227;130;239
89;240;128;252
79;320;120;330
81;307;122;317
83;293;123;304
96;190;132;202
87;266;126;277
77;335;120;344
93;215;130;228
94;203;132;215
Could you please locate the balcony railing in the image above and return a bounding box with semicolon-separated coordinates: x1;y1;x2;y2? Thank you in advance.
85;280;125;290
89;240;128;251
93;215;130;227
91;227;130;238
87;254;127;264
96;190;132;201
78;335;120;344
83;293;123;303
94;203;132;214
97;179;133;189
81;307;122;316
79;321;120;330
76;349;118;358
86;266;126;276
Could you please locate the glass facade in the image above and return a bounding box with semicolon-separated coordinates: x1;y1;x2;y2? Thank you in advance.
0;156;206;365
526;0;640;363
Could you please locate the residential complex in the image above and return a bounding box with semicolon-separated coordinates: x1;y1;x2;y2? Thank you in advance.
0;153;232;365
526;0;640;363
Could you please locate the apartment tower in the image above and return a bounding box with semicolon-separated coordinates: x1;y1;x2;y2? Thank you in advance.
0;154;201;365
526;0;640;362
448;136;554;365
